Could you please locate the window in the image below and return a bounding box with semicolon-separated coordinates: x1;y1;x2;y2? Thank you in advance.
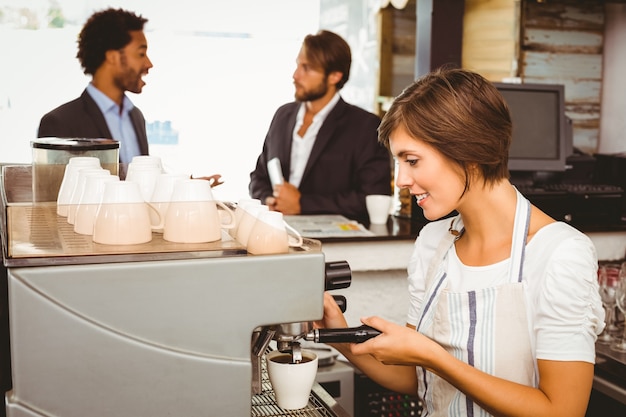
0;0;320;202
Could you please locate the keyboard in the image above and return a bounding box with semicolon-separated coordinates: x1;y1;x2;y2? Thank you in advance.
517;183;624;196
543;183;624;195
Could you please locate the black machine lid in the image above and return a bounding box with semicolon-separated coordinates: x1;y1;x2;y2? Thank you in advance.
31;138;119;150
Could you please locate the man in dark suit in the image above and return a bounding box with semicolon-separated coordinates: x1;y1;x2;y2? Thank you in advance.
249;30;391;223
37;8;152;164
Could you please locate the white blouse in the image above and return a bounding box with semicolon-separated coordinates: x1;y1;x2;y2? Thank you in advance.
406;219;605;364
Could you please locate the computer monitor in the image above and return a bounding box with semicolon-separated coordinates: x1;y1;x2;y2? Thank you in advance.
494;82;570;176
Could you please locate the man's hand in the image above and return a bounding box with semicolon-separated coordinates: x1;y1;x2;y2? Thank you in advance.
269;182;301;214
192;174;223;187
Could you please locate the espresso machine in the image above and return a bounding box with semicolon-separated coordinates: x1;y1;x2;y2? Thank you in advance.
1;165;357;417
250;261;380;394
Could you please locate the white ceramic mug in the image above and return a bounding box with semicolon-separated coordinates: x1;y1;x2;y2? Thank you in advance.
266;350;318;410
67;168;110;225
229;198;261;238
92;181;164;245
163;179;235;243
74;174;120;235
247;211;303;255
149;173;190;233
366;194;392;224
129;155;163;171
235;204;269;247
56;157;101;216
125;163;163;202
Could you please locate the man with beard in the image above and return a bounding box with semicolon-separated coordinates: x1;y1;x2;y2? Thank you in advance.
37;8;152;165
249;30;391;223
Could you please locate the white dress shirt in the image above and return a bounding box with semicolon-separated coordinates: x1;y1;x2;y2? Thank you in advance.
289;93;340;188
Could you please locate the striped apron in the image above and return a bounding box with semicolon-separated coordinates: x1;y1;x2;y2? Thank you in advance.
416;190;536;416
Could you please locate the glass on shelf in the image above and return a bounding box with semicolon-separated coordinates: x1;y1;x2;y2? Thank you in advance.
598;263;621;344
609;261;626;352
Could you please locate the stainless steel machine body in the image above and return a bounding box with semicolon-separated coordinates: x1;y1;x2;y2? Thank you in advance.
1;165;350;417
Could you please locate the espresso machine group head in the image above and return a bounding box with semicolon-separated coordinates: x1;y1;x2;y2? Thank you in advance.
251;261;381;393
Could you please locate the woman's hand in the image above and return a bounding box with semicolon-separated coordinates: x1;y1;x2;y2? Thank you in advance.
350;316;439;367
314;291;348;330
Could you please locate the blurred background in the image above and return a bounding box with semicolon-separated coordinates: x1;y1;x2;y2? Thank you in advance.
0;0;323;202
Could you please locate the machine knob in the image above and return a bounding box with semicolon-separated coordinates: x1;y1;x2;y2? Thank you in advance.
324;261;351;290
333;295;347;313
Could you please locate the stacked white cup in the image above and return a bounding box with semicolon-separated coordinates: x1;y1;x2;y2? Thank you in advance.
57;157;101;216
74;174;120;235
67;168;110;225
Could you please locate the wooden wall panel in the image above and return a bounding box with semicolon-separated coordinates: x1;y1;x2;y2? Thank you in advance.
598;2;626;154
391;0;416;96
462;0;519;81
521;1;605;152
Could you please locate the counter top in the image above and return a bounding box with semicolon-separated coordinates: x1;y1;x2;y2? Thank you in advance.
3;164;625;269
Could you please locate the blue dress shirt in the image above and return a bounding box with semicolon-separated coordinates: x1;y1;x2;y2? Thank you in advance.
86;83;141;164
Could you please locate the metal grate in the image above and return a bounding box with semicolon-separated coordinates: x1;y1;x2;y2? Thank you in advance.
251;356;337;417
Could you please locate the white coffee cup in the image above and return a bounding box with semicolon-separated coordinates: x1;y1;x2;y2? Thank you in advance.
266;350;318;410
163;179;235;243
247;211;303;255
125;163;163;202
129;155;163;171
74;174;120;235
229;198;261;238
149;173;190;233
366;194;392;224
67;168;110;225
92;181;164;245
57;157;101;216
235;204;269;247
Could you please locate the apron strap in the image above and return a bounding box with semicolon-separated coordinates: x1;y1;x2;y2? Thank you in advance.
509;189;531;283
417;217;461;332
424;216;463;290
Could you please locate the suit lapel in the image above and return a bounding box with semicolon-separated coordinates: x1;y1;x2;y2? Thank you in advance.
300;98;345;182
80;90;113;138
129;108;149;155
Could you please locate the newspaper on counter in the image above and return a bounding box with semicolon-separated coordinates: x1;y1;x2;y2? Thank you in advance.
283;214;374;238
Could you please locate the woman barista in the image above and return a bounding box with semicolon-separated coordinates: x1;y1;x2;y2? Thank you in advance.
316;68;605;417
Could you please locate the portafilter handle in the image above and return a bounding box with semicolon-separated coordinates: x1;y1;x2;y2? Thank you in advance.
306;324;381;344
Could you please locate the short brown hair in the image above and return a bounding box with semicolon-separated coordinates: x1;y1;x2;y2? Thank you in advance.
379;68;512;189
302;30;351;90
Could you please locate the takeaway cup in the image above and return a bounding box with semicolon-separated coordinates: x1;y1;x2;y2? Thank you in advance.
366;194;392;224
